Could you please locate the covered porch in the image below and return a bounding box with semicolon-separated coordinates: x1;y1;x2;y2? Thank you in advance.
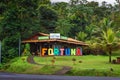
22;32;87;56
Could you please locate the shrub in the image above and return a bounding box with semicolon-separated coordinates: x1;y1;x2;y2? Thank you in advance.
21;57;26;62
79;60;82;63
0;64;3;70
22;43;31;56
51;59;55;66
3;63;10;70
72;58;76;65
53;56;56;59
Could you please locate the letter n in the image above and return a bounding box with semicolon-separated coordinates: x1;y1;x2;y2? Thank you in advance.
71;49;76;55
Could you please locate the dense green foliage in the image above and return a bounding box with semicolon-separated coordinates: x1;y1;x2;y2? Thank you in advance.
0;0;120;63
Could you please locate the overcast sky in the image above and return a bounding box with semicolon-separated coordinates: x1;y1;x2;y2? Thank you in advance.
51;0;116;5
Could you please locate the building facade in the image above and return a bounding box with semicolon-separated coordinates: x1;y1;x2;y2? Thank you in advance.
22;32;87;56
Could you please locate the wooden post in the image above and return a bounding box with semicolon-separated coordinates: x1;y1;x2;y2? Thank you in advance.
39;43;41;56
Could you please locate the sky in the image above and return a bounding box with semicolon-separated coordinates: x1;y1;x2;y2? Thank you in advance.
50;0;116;5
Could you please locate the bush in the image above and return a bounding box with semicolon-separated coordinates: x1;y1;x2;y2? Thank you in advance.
22;43;31;56
72;58;76;65
51;59;55;66
1;36;19;63
0;64;3;70
3;63;11;70
83;44;107;55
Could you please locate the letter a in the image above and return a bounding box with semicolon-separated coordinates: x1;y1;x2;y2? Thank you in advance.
76;48;82;56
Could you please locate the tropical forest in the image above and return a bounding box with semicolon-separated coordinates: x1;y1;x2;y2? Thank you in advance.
0;0;120;77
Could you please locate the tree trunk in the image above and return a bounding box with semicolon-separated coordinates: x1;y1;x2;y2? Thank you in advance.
109;50;112;63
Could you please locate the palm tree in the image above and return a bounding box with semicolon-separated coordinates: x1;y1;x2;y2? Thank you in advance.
100;18;114;32
77;31;87;41
102;28;115;63
99;18;116;63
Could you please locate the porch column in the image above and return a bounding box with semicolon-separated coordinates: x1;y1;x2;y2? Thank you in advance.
39;43;42;56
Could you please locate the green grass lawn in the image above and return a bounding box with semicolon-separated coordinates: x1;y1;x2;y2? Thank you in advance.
3;55;120;77
34;55;120;77
6;56;62;74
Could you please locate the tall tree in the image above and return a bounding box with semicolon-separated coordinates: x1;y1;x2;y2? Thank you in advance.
99;18;116;63
38;5;58;33
68;4;94;38
55;19;73;36
102;28;115;63
100;18;114;32
38;0;51;5
52;2;69;18
69;0;88;5
0;0;40;63
116;0;120;11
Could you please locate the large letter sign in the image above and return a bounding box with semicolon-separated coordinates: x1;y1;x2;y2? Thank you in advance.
41;47;83;56
60;48;64;55
42;48;47;56
48;48;53;55
54;48;59;55
76;48;81;56
71;49;76;55
65;48;71;56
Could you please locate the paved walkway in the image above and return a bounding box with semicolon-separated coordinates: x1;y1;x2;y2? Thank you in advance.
27;56;72;75
0;72;120;80
27;56;40;65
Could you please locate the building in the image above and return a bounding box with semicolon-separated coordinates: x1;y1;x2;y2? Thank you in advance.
22;32;88;56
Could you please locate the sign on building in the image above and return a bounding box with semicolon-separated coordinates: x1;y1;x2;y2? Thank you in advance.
50;33;60;39
38;36;49;40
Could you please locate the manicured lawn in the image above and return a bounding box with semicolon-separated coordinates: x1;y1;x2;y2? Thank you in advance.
3;55;120;76
6;56;62;74
34;55;120;76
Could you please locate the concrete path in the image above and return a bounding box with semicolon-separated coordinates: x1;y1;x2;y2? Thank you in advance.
27;56;40;65
27;56;72;75
0;72;120;80
54;66;72;75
